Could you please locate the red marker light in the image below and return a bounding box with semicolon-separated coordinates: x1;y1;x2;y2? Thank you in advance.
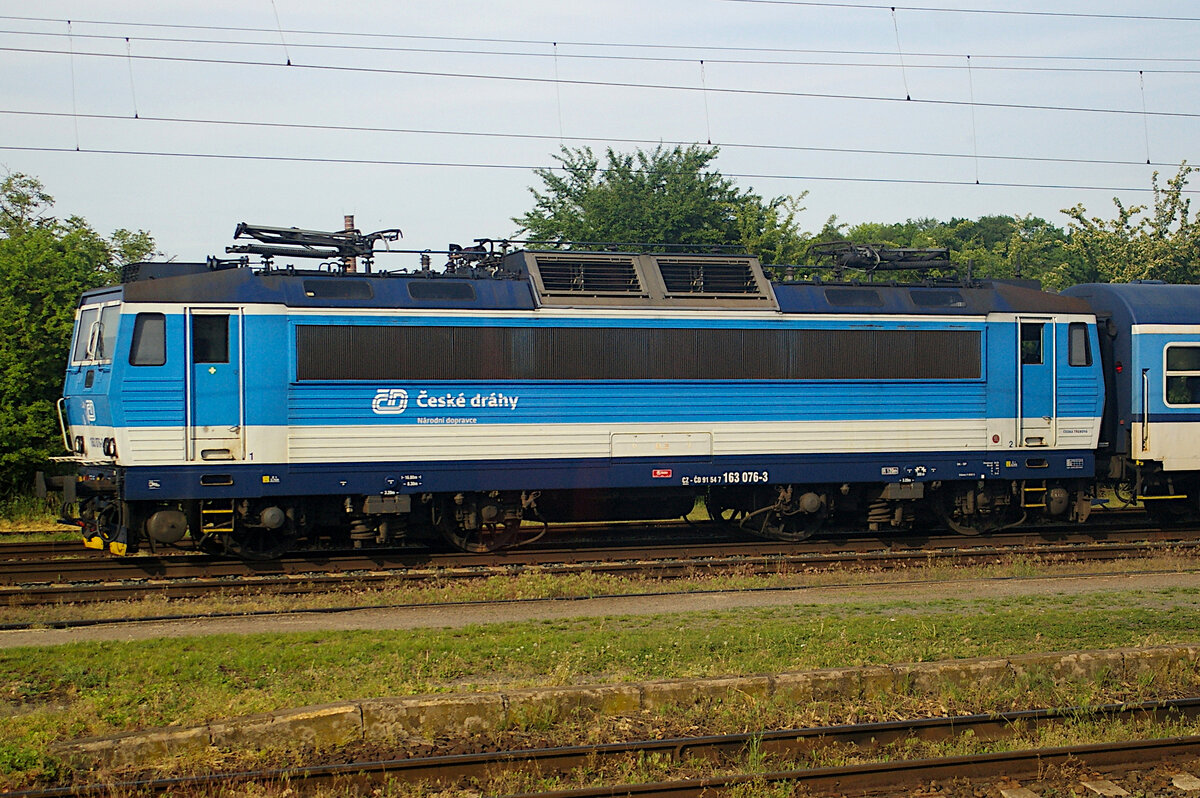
1115;361;1123;373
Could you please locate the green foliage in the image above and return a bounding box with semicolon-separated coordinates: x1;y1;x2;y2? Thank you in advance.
1063;162;1200;283
513;145;810;264
809;213;1084;289
0;172;156;496
514;150;1200;288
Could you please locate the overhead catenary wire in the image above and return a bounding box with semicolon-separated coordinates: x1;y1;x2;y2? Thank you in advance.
966;55;980;184
1140;71;1153;166
123;36;138;119
65;20;78;150
267;0;291;66
890;7;912;101
2;44;1198;121
1;143;1192;195
5;26;1200;74
2;10;1192;209
2;107;1190;171
552;42;564;143
4;14;1200;66
717;0;1200;24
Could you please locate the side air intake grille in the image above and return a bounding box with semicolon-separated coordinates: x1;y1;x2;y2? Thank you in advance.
657;258;759;295
535;256;643;295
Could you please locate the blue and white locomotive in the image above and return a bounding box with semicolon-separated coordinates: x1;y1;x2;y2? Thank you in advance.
49;224;1194;557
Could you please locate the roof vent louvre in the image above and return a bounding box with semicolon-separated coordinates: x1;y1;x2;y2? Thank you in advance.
503;250;778;309
657;258;759;295
534;255;644;295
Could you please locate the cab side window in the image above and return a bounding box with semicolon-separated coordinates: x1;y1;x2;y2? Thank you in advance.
192;315;229;363
1068;323;1091;367
1020;322;1044;365
129;313;166;366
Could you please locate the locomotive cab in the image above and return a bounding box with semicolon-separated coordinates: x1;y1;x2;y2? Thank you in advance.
59;288;138;553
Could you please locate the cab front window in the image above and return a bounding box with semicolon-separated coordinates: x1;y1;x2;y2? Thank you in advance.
70;304;120;364
71;307;99;363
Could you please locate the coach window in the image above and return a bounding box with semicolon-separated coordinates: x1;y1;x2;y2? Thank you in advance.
1068;322;1092;367
1165;345;1200;405
129;313;166;366
1020;322;1044;365
192;315;229;363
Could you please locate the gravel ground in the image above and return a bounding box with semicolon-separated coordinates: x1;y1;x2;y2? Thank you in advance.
5;569;1199;649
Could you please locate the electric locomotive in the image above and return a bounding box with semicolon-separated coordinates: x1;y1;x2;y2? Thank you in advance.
50;223;1187;559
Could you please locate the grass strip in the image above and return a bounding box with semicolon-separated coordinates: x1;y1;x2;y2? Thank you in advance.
2;586;1200;785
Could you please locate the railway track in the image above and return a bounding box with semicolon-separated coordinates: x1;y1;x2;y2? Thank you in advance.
13;697;1200;797
0;539;109;561
2;525;1198;607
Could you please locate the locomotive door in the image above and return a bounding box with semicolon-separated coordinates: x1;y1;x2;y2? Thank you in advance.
186;309;244;461
1017;317;1056;447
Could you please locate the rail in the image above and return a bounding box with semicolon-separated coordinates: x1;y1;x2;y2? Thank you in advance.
15;697;1200;798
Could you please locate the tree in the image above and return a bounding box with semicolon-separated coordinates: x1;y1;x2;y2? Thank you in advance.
806;213;1081;288
0;172;156;495
1063;163;1200;284
513;145;811;264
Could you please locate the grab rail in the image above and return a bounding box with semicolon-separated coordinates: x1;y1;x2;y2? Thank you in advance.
55;397;72;453
1141;368;1150;453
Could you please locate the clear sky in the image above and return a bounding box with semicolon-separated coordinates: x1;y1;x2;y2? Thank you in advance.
2;1;1197;268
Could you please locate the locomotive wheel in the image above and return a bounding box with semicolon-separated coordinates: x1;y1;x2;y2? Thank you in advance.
706;502;745;525
942;515;984;536
223;528;295;561
707;492;825;541
436;520;520;552
438;515;522;553
746;506;826;542
935;494;1024;537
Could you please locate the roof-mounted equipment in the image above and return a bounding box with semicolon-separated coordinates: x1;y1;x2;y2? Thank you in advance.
807;242;952;280
227;223;402;272
504;249;778;309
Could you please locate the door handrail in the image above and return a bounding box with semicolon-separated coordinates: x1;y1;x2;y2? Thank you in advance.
1141;368;1150;453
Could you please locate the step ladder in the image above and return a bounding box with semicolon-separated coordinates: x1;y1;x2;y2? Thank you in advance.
1021;481;1047;509
1136;474;1188;502
200;500;236;536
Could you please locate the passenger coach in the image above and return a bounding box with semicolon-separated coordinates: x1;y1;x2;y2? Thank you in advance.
1064;282;1200;508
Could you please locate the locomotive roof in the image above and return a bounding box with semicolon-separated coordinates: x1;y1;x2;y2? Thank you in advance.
772;280;1089;315
83;260;1093;316
1062;282;1200;326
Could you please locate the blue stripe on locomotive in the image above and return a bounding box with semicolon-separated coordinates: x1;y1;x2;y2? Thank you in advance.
88;310;1103;429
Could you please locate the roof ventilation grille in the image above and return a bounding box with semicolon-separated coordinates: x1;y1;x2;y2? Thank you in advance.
534;255;643;295
657;258;760;295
